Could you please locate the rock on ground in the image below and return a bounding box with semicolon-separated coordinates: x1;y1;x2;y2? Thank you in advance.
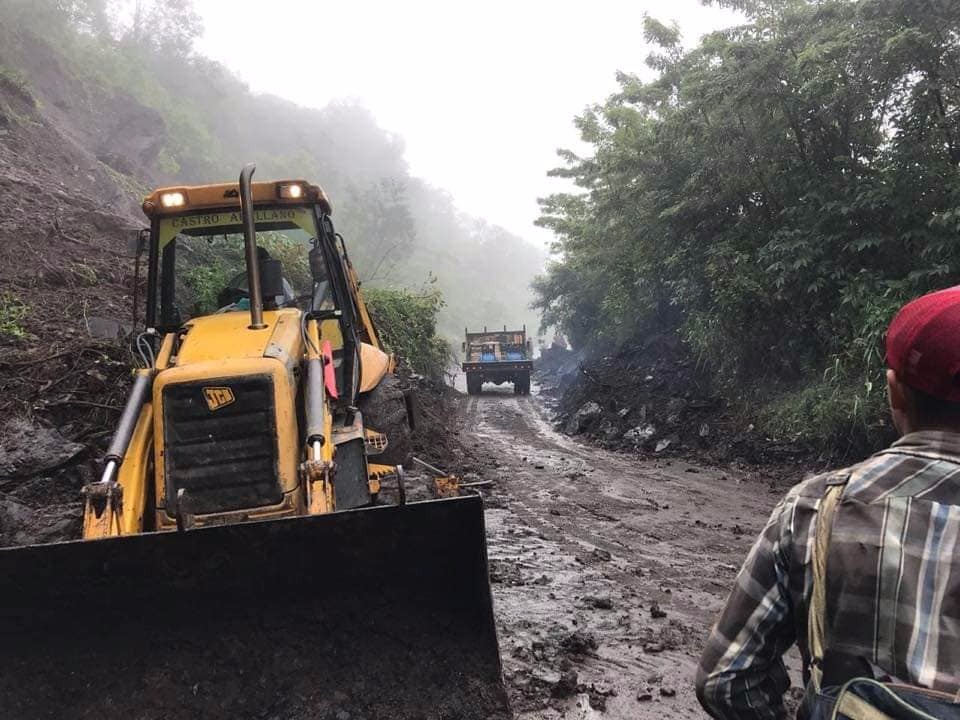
0;418;84;479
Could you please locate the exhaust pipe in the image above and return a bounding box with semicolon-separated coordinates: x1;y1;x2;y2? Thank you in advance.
239;163;266;330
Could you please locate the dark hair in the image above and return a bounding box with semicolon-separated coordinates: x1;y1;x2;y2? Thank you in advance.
906;383;960;427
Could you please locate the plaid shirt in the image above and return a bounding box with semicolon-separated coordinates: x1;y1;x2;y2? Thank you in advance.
696;431;960;719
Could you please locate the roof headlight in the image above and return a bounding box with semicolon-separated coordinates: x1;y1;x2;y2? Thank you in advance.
278;183;304;199
160;191;186;208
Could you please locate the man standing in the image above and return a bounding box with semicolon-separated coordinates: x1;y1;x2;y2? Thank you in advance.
697;287;960;719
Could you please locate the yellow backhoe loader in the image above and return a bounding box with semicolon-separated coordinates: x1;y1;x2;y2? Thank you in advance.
0;165;508;719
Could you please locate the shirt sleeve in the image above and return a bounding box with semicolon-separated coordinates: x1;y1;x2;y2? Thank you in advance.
695;492;799;720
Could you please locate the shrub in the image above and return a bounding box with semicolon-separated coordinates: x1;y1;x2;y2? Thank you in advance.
181;263;235;316
534;2;960;453
0;65;35;105
759;371;893;460
364;286;451;381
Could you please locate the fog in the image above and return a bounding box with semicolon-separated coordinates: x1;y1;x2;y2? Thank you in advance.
193;0;740;246
1;0;740;345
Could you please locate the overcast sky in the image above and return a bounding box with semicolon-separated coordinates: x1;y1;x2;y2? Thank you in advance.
193;1;740;249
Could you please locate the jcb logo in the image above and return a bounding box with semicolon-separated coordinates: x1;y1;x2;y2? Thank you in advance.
203;387;235;411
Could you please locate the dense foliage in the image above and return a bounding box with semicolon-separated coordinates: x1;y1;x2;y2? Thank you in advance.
0;0;544;344
175;232;311;317
364;286;452;381
536;0;960;448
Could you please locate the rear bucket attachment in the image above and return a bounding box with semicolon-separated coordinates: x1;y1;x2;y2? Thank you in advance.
0;494;509;720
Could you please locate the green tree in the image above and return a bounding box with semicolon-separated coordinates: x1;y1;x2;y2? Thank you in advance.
536;0;960;445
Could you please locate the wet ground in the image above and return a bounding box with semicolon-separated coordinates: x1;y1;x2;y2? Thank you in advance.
458;380;802;719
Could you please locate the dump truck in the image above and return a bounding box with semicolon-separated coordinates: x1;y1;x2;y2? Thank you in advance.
0;165;509;719
462;325;533;395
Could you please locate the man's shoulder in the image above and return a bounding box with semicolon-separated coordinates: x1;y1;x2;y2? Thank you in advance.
791;440;960;506
785;452;896;504
785;466;856;502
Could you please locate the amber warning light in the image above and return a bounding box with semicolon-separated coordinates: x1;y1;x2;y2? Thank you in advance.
160;191;186;208
278;183;303;199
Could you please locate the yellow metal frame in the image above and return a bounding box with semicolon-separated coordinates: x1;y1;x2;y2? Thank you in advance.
142;180;332;217
359;342;390;393
85;175;411;539
152;357;303;530
82;336;175;539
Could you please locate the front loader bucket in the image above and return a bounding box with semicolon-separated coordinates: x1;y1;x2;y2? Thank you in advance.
0;494;510;720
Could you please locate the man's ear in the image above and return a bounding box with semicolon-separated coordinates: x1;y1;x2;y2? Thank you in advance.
887;369;908;410
887;368;913;434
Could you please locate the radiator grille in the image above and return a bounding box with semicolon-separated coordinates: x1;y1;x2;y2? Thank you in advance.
162;376;282;515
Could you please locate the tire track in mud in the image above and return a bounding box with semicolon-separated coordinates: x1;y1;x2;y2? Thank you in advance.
461;384;793;719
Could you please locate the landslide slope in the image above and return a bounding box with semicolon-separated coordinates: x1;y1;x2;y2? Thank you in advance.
0;23;155;544
0;20;488;545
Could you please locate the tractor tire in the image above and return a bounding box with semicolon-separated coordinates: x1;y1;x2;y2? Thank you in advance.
358;373;413;468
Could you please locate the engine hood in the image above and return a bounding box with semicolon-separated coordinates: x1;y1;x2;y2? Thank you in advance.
176;309;303;366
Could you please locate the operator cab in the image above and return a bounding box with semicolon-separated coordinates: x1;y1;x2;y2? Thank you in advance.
141;176;362;401
217;246;296;312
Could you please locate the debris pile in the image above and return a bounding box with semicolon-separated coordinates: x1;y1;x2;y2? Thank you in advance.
0;416;93;546
537;336;821;473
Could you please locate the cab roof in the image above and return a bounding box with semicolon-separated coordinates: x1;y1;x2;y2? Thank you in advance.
142;180;332;218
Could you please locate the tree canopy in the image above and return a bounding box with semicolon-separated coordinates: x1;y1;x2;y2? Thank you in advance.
536;0;960;444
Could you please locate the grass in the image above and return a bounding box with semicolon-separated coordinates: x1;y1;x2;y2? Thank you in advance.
758;374;893;459
0;293;29;338
69;262;99;287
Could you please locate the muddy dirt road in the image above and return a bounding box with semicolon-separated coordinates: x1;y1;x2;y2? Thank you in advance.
458;382;801;719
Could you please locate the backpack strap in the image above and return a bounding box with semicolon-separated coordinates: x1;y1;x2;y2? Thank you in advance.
808;474;850;692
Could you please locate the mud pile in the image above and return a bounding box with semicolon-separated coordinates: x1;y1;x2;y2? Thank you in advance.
410;371;497;481
538;336;821;475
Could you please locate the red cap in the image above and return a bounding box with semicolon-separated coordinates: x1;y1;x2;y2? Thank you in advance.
886;286;960;402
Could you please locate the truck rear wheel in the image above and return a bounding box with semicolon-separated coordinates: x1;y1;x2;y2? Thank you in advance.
466;373;482;395
358;374;413;467
517;373;531;395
